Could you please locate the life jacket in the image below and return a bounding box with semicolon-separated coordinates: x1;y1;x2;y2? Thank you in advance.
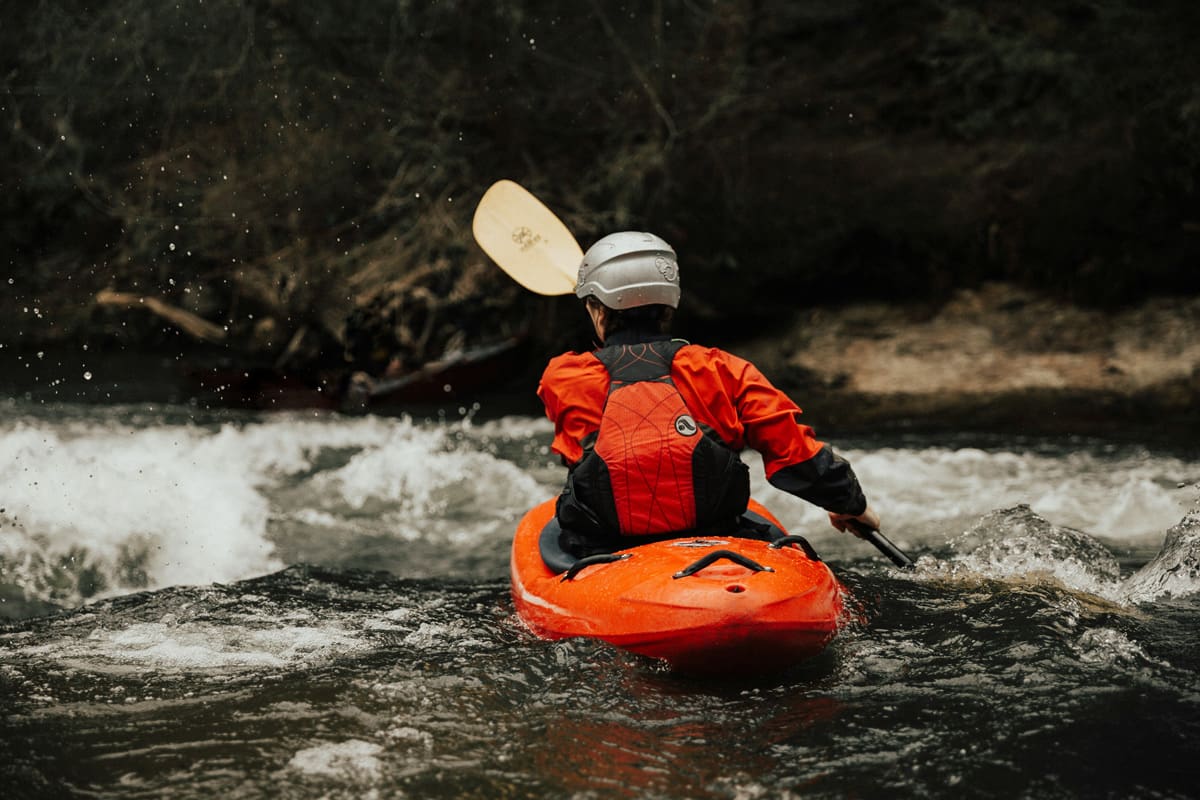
556;339;751;542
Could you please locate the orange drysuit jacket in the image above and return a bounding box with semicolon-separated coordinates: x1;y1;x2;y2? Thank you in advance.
537;333;868;516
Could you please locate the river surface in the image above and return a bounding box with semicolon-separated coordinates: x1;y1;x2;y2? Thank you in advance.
1;397;1198;799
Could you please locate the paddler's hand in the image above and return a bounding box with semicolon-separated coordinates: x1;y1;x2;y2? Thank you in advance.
828;505;881;534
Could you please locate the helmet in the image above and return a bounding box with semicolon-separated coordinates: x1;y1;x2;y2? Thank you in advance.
575;231;680;309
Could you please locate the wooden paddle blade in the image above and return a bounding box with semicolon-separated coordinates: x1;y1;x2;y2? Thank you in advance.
472;180;581;296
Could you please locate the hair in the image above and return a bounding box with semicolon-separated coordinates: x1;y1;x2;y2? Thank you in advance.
586;296;674;337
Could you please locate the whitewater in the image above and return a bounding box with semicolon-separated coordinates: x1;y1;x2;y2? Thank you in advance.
2;398;1198;798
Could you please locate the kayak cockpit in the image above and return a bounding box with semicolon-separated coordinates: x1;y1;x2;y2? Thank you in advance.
537;508;821;576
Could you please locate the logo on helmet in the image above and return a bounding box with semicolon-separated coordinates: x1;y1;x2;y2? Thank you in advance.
656;255;678;281
674;414;698;436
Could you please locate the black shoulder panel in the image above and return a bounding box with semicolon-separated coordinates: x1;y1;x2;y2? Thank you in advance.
594;340;686;387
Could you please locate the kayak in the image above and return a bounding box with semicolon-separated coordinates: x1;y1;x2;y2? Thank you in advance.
510;498;847;675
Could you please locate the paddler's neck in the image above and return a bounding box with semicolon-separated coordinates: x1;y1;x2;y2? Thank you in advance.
599;330;672;347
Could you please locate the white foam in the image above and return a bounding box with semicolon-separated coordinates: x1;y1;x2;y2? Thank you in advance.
933;550;1125;601
0;411;545;602
287;739;384;781
5;407;1197;607
0;420;279;594
401;621;490;650
1123;508;1200;603
384;726;434;749
468;414;554;440
312;423;544;520
1074;627;1166;671
15;619;366;671
749;445;1196;545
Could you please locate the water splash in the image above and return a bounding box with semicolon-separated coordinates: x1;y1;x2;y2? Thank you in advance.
1123;505;1200;604
15;618;368;672
1073;627;1166;672
293;421;546;534
0;420;280;606
748;443;1194;563
0;411;548;611
4;404;1198;617
286;739;385;782
926;504;1124;600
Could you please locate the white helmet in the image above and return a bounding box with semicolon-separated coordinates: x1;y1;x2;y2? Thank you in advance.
575;231;680;309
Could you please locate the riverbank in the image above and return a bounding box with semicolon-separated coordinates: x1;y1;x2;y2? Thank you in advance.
3;282;1197;444
735;283;1200;440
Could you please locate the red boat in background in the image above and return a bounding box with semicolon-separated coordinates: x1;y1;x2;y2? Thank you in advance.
510;498;847;676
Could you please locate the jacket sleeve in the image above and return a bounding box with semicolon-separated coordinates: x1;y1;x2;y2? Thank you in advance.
766;445;868;515
536;352;607;466
706;349;868;515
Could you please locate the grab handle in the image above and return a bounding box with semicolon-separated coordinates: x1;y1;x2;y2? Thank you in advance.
768;534;822;561
561;553;631;582
672;550;774;579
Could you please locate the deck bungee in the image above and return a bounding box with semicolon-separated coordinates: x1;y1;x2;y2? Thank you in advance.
510;498;847;675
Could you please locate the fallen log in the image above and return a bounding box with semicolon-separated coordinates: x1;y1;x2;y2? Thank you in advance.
96;289;226;342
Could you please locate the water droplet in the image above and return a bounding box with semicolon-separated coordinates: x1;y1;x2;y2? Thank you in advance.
83;371;93;380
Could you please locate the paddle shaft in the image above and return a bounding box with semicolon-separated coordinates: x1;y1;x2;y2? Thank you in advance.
846;519;915;569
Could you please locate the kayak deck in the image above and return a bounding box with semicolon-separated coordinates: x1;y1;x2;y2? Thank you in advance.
510;499;846;675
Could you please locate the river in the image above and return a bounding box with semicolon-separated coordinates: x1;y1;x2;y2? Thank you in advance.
1;397;1198;798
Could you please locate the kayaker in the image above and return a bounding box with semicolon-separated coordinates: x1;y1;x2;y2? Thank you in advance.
538;231;882;556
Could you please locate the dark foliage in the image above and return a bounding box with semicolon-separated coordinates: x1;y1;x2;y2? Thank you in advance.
2;0;1197;368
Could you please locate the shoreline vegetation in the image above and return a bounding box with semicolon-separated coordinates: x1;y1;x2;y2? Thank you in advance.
6;281;1197;444
3;2;1198;434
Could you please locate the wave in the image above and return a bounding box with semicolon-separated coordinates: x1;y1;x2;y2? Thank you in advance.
1;404;1197;613
0;409;547;611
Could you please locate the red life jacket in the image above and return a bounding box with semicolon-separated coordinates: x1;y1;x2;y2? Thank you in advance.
556;339;750;539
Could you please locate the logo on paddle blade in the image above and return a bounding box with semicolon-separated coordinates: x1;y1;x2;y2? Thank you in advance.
674;414;698;436
512;226;544;252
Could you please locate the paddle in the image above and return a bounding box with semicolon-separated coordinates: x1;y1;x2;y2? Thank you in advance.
846;520;916;569
472;179;917;570
471;180;581;295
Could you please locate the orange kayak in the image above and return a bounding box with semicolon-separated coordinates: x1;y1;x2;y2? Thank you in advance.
510;498;847;675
